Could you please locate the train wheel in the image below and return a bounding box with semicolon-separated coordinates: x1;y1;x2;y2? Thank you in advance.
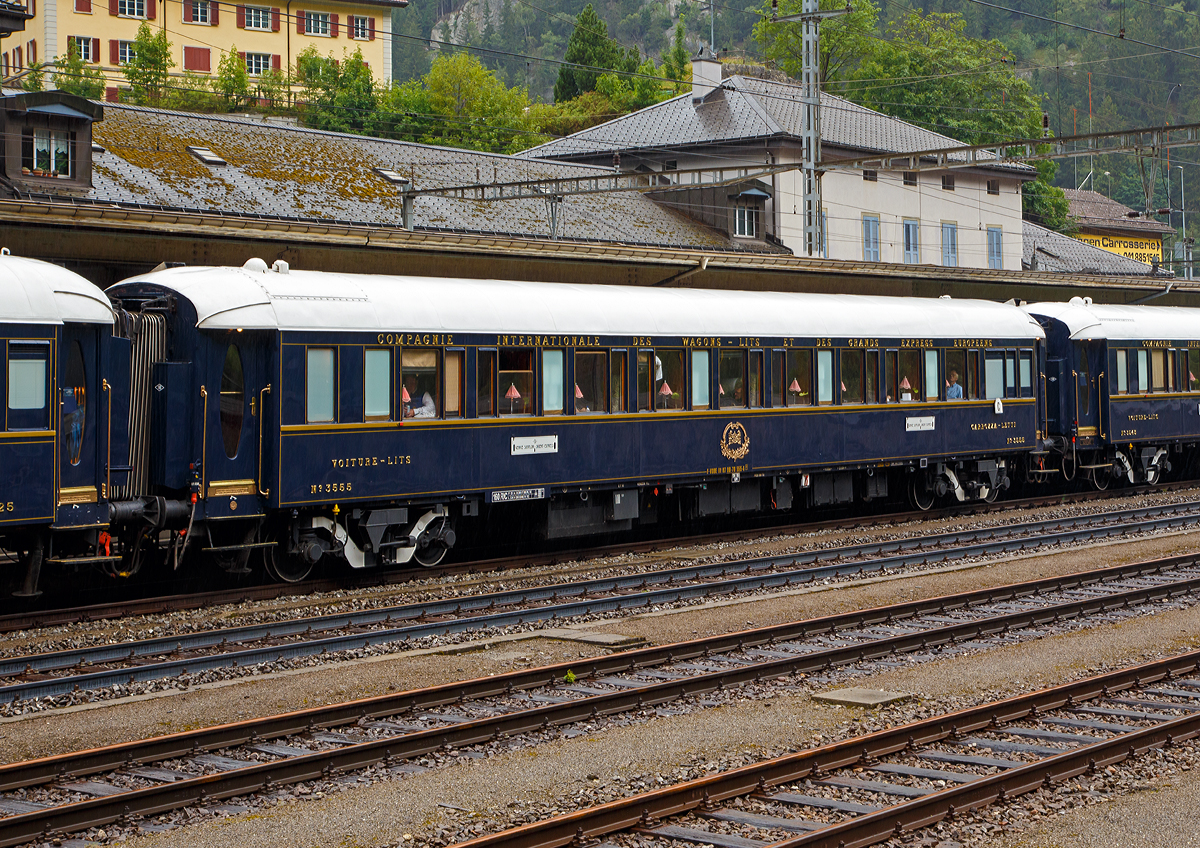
413;517;450;567
908;477;935;511
265;545;314;583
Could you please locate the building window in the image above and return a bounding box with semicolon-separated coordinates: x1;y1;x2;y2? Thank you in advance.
245;4;272;28
351;14;369;39
68;36;92;62
903;219;919;264
118;40;136;64
862;215;880;262
862;169;877;182
22;128;74;177
903;171;917;187
117;0;144;17
245;52;271;75
987;179;1000;196
189;0;209;22
305;11;330;35
987;226;1003;270
942;222;958;267
941;174;955;191
734;204;759;238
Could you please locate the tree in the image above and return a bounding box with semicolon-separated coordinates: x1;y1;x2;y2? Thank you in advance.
554;3;628;103
123;21;174;103
753;0;878;91
214;46;251;109
23;62;45;92
662;18;690;93
297;46;378;134
52;42;105;99
422;51;537;152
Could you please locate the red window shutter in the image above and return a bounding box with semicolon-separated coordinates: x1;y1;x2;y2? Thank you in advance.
271;53;280;70
368;16;374;39
146;0;155;19
271;6;279;29
210;0;218;23
183;0;191;21
109;39;119;63
108;0;118;15
296;9;303;32
329;12;337;36
91;38;100;61
235;2;243;25
75;0;91;12
105;86;118;102
201;47;210;71
238;50;245;62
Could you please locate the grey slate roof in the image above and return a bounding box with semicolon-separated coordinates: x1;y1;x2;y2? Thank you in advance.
1022;221;1171;276
520;76;1033;174
43;103;782;254
1063;188;1175;236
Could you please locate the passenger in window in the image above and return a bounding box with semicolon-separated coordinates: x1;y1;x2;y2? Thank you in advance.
733;380;744;406
946;370;963;400
403;375;436;418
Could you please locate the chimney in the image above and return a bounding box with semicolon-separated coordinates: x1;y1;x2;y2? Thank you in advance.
691;44;721;105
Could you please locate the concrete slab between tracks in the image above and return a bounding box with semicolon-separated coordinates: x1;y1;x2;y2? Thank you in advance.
812;687;911;708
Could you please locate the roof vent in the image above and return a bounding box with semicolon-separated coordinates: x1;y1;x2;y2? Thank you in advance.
91;142;106;154
374;167;410;185
242;257;269;272
272;260;290;274
187;146;227;166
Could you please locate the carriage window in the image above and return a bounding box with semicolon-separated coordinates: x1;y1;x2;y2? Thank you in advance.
656;349;684;410
1005;351;1017;398
967;350;982;399
1116;349;1129;395
1150;349;1167;392
1168;350;1177;391
691;350;710;410
305;347;335;423
498;349;532;416
984;351;1005;400
542;350;565;416
444;351;463;418
402;349;440;418
1078;350;1090;417
719;350;745;408
637;351;652;412
865;350;879;403
925;350;940;401
816;349;833;404
771;351;785;406
841;349;864;404
786;350;812;406
749;351;764;408
575;351;607;414
1136;349;1149;394
364;348;392;421
610;351;627;413
1189;349;1200;392
63;341;87;465
220;345;245;458
945;349;966;401
1019;351;1033;397
477;349;497;417
898;350;921;402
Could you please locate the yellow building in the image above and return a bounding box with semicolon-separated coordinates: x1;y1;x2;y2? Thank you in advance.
1063;188;1173;267
5;0;404;92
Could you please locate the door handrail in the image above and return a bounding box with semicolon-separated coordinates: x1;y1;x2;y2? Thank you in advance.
258;385;271;497
199;385;207;499
102;379;111;500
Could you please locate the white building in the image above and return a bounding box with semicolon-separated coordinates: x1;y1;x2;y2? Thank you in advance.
521;48;1032;271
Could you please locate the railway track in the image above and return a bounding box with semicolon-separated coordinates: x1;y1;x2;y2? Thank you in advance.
0;550;1197;846
447;651;1200;848
3;498;1200;704
3;482;1194;636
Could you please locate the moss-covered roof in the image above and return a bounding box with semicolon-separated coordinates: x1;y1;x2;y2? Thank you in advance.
74;104;783;253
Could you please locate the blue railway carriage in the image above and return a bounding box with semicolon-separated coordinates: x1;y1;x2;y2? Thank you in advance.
0;252;116;595
108;260;1046;582
1026;298;1200;488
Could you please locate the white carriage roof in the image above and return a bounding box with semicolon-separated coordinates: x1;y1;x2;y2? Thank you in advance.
1024;299;1200;341
0;255;113;325
111;260;1045;341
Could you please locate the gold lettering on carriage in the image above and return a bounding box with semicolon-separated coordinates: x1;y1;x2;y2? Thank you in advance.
330;455;411;468
954;339;993;348
1128;413;1159;421
376;334;454;346
1141;340;1170;349
0;501;15;513
495;335;602;347
901;339;935;348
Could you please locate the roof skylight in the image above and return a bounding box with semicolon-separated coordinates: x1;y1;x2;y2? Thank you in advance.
374;167;410;185
187;146;227;166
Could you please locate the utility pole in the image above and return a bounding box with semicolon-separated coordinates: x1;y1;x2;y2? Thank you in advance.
771;0;850;258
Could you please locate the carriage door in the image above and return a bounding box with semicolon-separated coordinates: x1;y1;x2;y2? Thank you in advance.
58;327;100;506
1074;342;1100;437
206;333;271;508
